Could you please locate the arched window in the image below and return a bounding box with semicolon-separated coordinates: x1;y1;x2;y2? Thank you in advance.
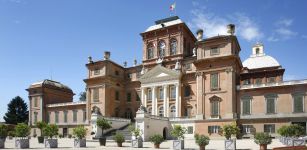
159;106;164;117
158;41;166;58
147;43;154;59
209;96;221;118
147;107;152;115
169;105;176;118
170;39;177;55
256;48;260;55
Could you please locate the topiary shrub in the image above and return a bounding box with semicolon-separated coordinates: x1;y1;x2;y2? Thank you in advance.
222;123;240;140
128;125;142;139
43;124;58;139
0;124;8;138
254;132;272;145
73;126;87;139
149;134;164;148
113;132;125;147
15;123;31;138
194;134;210;147
170;125;187;140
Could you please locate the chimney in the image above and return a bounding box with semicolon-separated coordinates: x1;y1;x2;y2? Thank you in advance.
133;59;137;66
227;24;235;35
88;56;93;63
104;51;110;60
196;29;204;41
123;61;127;67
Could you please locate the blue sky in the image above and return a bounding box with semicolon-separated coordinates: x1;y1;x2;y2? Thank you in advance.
0;0;306;121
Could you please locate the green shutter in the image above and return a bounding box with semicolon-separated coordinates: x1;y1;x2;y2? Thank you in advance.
211;74;218;90
266;98;275;114
294;96;303;112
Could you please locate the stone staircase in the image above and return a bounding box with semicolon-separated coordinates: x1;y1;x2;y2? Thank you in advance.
104;123;133;141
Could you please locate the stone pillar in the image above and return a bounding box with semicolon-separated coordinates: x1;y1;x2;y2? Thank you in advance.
86;88;90;123
152;87;156;115
196;72;205;119
163;85;168;117
141;87;145;106
175;84;180;117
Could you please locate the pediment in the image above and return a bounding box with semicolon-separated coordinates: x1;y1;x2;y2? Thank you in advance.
139;65;181;84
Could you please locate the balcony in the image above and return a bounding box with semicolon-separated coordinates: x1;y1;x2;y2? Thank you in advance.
46;101;86;108
237;79;307;90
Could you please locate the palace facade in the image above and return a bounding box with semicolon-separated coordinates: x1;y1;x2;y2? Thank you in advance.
27;16;307;139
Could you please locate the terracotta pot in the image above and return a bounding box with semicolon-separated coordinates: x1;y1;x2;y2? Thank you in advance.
260;144;267;150
154;144;160;149
117;142;122;147
200;145;206;150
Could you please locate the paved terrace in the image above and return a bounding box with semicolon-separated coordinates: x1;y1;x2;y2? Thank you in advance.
4;138;288;150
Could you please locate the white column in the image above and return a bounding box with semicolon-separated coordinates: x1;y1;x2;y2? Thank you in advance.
175;84;180;117
141;87;145;106
163;85;168;117
154;87;158;116
152;87;156;115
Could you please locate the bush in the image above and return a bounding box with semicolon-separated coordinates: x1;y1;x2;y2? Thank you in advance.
73;126;87;139
254;132;272;145
128;125;142;139
96;118;112;135
43;124;58;139
277;125;288;137
58;134;63;138
15;123;31;138
0;124;8;138
194;134;210;146
113;132;125;143
35;121;47;136
222;123;240;140
149;134;164;145
68;134;72;138
277;124;305;137
170;125;187;140
8;131;15;137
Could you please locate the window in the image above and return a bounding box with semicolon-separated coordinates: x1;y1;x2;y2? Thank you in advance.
208;126;220;134
34;97;38;107
170;39;177;55
210;48;220;56
73;110;77;122
93;88;99;102
115;108;120;117
210;73;219;90
83;109;86;122
293;94;304;113
158;106;164;117
147;89;152;101
115;91;120;101
94;68;100;75
127;93;131;102
242;97;251;115
266;95;276;114
158;41;166;58
255;78;262;85
243;79;251;85
242;125;253;134
170;86;176;99
55;111;59;123
264;124;275;133
210;100;219;117
267;77;276;83
158;88;163;100
184;85;191;97
147;43;154;59
115;70;119;76
256;48;260;54
147;107;152;115
170;106;176;117
187;126;193;134
64;111;68;123
34;112;38;124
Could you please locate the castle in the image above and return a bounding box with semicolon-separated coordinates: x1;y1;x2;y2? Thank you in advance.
27;16;307;139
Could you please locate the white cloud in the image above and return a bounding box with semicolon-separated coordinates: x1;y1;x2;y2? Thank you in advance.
268;18;297;42
188;8;263;41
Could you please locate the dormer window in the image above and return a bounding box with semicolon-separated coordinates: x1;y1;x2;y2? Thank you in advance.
210;48;220;56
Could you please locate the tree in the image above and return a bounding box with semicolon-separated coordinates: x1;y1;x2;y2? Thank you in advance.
79;92;86;101
3;96;29;124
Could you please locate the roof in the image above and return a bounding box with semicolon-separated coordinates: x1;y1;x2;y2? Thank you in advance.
145;17;184;32
242;54;280;70
29;79;72;91
139;65;181;84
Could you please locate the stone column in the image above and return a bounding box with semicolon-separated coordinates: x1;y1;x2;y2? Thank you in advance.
141;87;145;106
152;87;156;115
175;84;180;117
196;72;205;119
163;85;168;117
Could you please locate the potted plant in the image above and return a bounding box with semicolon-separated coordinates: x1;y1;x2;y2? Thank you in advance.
35;121;46;143
222;123;239;150
43;124;58;148
0;124;8;148
113;132;125;147
15;123;31;149
73;126;87;148
96;118;112;146
254;132;272;150
149;134;164;149
194;134;210;150
129;125;143;148
170;125;187;150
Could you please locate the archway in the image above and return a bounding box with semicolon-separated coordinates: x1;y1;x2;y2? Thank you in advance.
163;127;168;140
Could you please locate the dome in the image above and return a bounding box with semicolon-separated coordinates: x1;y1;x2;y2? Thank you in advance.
243;55;280;69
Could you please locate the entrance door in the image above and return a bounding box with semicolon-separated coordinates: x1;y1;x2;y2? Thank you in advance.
163;127;168;140
63;128;68;137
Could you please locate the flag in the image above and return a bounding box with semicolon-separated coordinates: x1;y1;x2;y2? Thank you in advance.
170;3;176;11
